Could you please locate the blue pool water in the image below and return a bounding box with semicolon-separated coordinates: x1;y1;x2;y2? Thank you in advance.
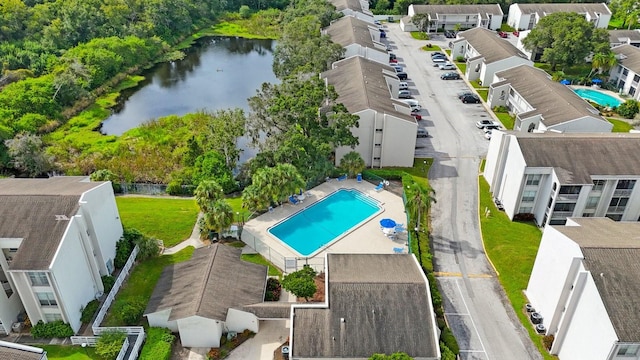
268;189;382;256
573;88;622;108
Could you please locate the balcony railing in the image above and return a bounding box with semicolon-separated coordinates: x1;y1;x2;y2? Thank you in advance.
608;206;627;213
556;193;580;201
613;189;633;197
551;211;574;219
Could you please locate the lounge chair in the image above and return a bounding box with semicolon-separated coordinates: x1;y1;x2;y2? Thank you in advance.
297;189;306;201
356;173;362;182
289;195;301;205
393;247;404;254
337;174;347;181
374;182;384;192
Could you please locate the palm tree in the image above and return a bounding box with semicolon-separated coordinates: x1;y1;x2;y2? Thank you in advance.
201;200;235;240
194;180;223;212
273;163;305;201
405;183;436;266
590;51;618;78
339;151;365;178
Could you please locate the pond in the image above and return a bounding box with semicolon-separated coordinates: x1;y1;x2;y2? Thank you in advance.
100;37;277;163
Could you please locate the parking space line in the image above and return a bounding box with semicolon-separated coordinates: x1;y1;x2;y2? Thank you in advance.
455;278;489;358
434;271;493;278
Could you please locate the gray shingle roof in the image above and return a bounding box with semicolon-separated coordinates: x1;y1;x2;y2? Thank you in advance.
322;57;415;123
326;16;376;49
411;4;503;19
609;30;640;45
493;65;606;127
514;3;611;18
292;254;438;358
455;28;528;64
144;244;267;321
241;302;293;319
0;342;46;360
514;132;640;184
613;44;640;74
557;218;640;342
0;177;107;270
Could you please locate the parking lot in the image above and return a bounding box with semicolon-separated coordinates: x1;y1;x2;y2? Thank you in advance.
382;24;542;360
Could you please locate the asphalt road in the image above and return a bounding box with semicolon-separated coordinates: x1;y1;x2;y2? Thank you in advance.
383;24;542;360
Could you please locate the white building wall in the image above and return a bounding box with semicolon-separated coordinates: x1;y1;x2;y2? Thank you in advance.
487;83;510;108
379;116;417;167
10;272;51;329
343;45;388;65
78;182;122;275
146;308;178;332
545;116;613;133
177;316;223;348
335;109;375;167
483;130;506;187
225;308;259;333
506;4;526;30
466;58;483;82
50;222;104;333
494;138;527;219
610;65;640;101
488;14;502;30
0;239;25;334
556;276;617;360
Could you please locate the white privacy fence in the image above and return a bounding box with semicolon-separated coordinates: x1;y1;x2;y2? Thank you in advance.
71;245;145;360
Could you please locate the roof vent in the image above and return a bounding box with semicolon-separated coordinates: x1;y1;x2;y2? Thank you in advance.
55;215;70;221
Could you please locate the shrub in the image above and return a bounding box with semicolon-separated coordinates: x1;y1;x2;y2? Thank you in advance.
617;100;639;119
440;341;457;360
281;265;317;301
81;299;100;324
455;56;465;62
114;238;133;269
493;106;508;113
440;327;459;354
513;213;536;222
96;330;127;359
139;327;175;360
31;320;74;338
543;335;554;350
114;297;146;325
102;275;115;294
264;278;282;301
135;236;161;261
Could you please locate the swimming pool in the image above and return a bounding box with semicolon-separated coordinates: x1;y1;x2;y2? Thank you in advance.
573;88;622;108
268;189;382;256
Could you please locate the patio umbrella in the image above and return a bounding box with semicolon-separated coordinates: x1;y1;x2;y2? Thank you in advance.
560;79;571;85
380;218;397;228
592;79;603;84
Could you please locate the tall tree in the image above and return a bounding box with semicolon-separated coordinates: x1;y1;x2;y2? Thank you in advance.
194;180;224;211
198;109;246;170
522;12;608;71
590;51;618;78
339;151;365;178
405;181;436;265
241;163;306;211
200;200;235;239
4;133;54;177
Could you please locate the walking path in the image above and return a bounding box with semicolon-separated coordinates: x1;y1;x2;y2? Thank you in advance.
163;212;206;254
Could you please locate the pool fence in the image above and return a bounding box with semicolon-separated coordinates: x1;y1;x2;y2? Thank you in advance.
241;230;325;273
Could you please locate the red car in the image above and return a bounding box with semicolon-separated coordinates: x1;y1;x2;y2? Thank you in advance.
513;31;519;37
497;31;508;38
389;58;398;64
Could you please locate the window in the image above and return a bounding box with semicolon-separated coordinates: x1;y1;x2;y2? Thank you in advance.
547;196;554;208
44;313;63;322
559;186;581;195
592;179;605;191
585;196;600;209
28;272;49;287
610;197;629;208
552;183;557;191
375;129;383;132
554;203;575;212
521;191;536;202
623;68;629;76
617;180;636;190
36;292;57;306
582;213;593;217
633;74;640;83
631;87;637;96
526;174;542;186
617;344;640;356
607;214;623;221
519;206;533;214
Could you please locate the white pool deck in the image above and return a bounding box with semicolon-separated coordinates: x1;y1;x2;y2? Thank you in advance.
241;179;409;271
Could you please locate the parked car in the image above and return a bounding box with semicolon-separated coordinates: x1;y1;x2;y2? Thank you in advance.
444;30;456;38
431;52;446;58
513;31;519;37
438;62;456;70
398;90;412;99
476;119;501;129
380;31;387;38
431;53;447;60
389;58;398;64
457;91;474;99
417;127;429;138
389;53;397;60
432;57;447;65
397;72;408;80
460;94;481;103
398;81;409;90
497;31;508;38
401;99;421;110
391;65;403;73
440;72;460;80
413;113;422;120
374;20;381;25
484;124;502;131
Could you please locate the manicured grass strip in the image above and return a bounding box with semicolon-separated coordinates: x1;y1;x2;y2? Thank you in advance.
241;253;283;277
455;63;466;74
116;197;199;247
476;89;489;102
102;247;195;326
411;32;429;40
40;345;99;359
608;118;633;132
495;111;515;130
478;177;553;359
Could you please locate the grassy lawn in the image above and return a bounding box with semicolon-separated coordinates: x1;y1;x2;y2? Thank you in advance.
608;118;634;132
455;62;467;74
476;89;489;102
41;345;99;359
226;195;253;223
470;79;484;89
421;45;441;51
116;197;199;248
478;178;553;359
241;254;283;277
495;111;515;130
608;17;640;30
102;247;195;326
411;31;429;40
534;62;591;77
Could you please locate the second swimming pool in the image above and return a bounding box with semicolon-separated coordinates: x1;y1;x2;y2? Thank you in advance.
268;188;382;257
573;88;622;108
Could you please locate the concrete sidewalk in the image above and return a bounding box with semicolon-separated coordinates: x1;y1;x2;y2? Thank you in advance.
163;212;206;254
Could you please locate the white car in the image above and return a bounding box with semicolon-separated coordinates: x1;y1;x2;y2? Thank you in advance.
438;62;456;70
484;130;492;140
401;99;421;111
398;82;409;90
476;119;501;129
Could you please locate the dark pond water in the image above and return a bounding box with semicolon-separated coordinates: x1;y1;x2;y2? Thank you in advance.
101;37;277;162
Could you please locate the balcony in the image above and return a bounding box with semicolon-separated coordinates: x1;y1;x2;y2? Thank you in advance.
608;206;627;213
613;189;633;197
556;194;579;202
551;211;574;219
